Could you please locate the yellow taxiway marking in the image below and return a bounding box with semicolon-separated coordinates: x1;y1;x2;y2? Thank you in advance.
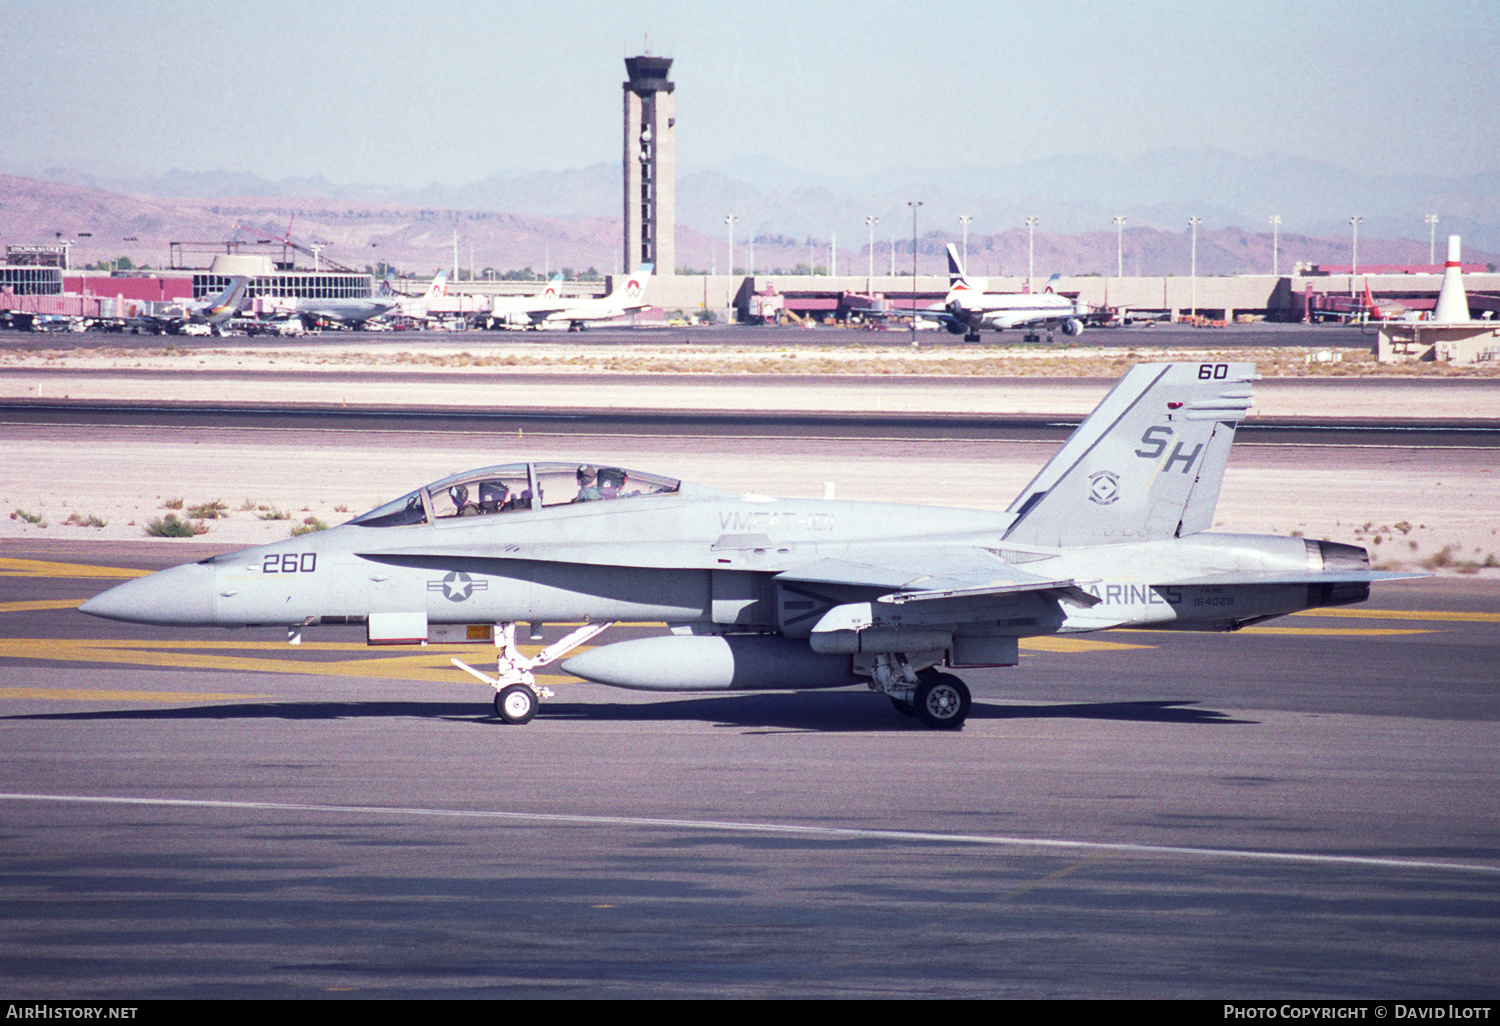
1239;626;1432;636
0;558;150;580
1292;607;1500;624
0;600;86;613
1020;636;1152;653
0;686;270;703
0;637;571;686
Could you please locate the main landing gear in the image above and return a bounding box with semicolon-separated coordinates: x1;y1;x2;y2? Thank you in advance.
913;671;971;729
870;656;973;730
451;621;614;725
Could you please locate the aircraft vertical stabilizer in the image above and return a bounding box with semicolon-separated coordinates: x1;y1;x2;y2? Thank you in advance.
944;243;986;294
1002;362;1255;547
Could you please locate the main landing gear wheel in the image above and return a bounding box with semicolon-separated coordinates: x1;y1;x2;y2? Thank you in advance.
914;673;971;730
495;684;538;725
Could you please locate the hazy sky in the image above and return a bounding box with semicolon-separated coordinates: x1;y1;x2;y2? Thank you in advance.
4;0;1497;186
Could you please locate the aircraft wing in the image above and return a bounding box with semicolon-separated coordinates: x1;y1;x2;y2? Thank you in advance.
865;303;949;320
910;308;962;325
987;310;1072;330
773;550;1100;632
773;549;1081;595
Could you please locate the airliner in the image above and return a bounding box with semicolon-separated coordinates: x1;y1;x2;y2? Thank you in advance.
930;244;1084;342
487;274;567;328
522;266;654;331
131;277;249;334
393;272;451;321
264;279;400;329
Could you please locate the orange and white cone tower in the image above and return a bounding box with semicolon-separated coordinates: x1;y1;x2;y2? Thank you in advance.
1431;235;1471;323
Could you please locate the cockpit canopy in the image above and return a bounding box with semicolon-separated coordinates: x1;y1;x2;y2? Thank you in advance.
350;461;681;528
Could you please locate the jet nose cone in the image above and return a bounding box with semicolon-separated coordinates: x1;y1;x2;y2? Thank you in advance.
78;561;217;625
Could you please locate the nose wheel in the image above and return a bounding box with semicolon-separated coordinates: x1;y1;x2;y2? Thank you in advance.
453;621;616;726
495;684;538;725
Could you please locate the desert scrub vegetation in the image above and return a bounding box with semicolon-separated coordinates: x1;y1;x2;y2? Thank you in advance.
186;500;229;519
290;516;328;536
10;508;46;527
1420;545;1500;574
63;512;107;528
145;514;209;537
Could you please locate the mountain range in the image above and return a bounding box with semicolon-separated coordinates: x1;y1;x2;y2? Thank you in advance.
5;148;1497;277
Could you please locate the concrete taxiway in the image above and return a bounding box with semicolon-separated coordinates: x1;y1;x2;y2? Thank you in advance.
1;396;1497;996
0;541;1495;999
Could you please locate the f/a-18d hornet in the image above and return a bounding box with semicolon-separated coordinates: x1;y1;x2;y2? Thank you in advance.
80;362;1421;729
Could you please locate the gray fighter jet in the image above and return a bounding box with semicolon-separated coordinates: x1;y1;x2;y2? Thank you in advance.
79;362;1422;729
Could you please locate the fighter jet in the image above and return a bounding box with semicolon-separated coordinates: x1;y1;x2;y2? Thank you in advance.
79;362;1421;729
929;244;1084;342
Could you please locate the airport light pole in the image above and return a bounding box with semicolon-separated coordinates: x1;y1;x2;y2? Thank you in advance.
1113;216;1126;278
1188;217;1202;318
1349;215;1362;297
1269;215;1281;276
1426;214;1439;265
908;200;923;342
725;215;737;277
958;215;972;270
1024;216;1039;290
865;215;879;294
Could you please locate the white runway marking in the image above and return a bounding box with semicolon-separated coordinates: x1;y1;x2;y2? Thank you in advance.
6;791;1498;876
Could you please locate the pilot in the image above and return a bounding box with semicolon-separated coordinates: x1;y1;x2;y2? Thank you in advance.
574;465;602;502
598;467;628;499
448;484;480;516
478;480;510;514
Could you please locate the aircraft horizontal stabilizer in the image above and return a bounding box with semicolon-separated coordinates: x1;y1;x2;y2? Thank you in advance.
1155;569;1430;587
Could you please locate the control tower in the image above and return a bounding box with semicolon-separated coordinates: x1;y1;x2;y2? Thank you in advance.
623;55;675;276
